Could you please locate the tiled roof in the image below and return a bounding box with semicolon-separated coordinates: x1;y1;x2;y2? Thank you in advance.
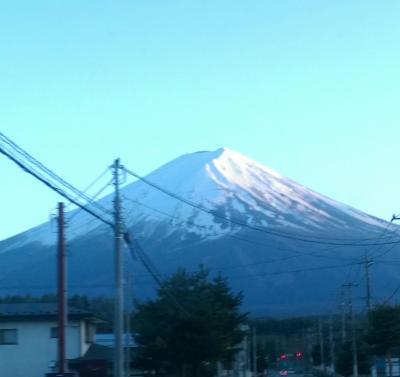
74;343;114;362
0;303;94;320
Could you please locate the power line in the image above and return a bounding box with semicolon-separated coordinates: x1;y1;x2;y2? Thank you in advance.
0;144;114;228
222;261;360;280
382;283;400;305
122;166;400;247
65;167;111;211
373;233;400;259
67;178;113;223
0;132;194;338
122;195;382;263
122;195;391;285
0;261;364;292
122;231;191;316
3;132;400;320
0;132;112;217
366;221;397;259
130;260;361;284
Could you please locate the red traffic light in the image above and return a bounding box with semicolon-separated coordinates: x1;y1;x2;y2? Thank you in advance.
295;352;303;359
280;354;287;360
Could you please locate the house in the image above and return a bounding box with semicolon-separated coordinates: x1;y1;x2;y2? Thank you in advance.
0;302;101;377
69;343;112;377
73;332;141;377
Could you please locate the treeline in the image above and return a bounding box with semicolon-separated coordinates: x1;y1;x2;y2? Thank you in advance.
2;284;399;376
0;294;57;303
250;306;400;377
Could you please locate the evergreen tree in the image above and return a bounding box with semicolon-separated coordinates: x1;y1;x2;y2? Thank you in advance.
366;304;400;377
132;268;247;377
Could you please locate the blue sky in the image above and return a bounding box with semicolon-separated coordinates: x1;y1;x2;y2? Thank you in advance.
1;1;400;240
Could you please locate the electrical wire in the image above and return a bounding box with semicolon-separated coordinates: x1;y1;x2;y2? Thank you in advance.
382;283;400;305
65;167;111;210
122;231;191;316
0;144;113;228
0;132;111;217
122;195;364;275
121;194;379;263
209;261;359;280
3;131;400;315
366;220;397;259
372;231;400;260
0;132;190;315
128;258;361;284
122;166;400;247
67;178;113;223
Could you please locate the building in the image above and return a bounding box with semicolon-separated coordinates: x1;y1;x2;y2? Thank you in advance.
0;302;100;377
83;333;140;377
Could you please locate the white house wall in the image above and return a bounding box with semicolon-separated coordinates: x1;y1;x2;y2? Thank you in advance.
0;320;83;377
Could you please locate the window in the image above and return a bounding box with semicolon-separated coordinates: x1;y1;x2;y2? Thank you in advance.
50;327;58;338
0;329;17;345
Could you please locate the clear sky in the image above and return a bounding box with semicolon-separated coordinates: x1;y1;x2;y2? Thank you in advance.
1;1;400;240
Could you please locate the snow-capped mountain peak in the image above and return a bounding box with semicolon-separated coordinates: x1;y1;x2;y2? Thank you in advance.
120;148;386;239
0;148;387;253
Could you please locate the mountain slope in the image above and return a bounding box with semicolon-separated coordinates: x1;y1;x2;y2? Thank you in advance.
0;148;397;314
120;147;386;236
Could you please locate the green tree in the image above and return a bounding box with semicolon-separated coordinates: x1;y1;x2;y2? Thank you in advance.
132;268;247;377
366;304;400;377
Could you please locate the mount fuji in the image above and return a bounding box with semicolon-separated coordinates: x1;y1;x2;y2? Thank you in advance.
1;148;399;314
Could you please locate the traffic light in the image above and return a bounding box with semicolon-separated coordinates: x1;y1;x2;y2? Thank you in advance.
280;354;287;360
295;351;303;359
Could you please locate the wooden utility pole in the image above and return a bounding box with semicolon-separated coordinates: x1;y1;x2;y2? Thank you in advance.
113;158;124;377
57;202;67;374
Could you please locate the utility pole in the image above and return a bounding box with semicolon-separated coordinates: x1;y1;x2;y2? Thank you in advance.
246;331;251;376
329;314;335;374
318;318;325;372
113;158;124;377
363;253;378;377
253;325;257;377
344;283;358;377
364;252;373;313
341;288;347;343
306;328;313;368
57;202;67;374
125;272;132;377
